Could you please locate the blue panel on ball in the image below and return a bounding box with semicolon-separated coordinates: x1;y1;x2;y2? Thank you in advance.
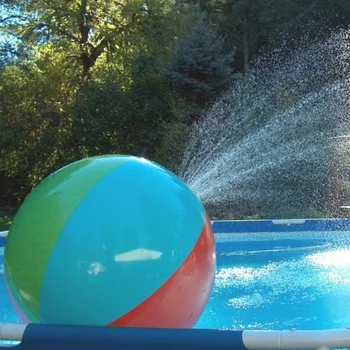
40;158;205;325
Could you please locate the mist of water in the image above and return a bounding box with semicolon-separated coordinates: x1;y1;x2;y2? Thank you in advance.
180;29;350;219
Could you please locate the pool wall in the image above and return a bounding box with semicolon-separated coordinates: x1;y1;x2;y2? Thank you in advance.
2;218;350;248
212;218;350;233
0;232;6;248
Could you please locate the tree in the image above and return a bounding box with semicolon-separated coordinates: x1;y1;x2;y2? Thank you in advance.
185;0;350;74
0;59;76;203
0;0;205;207
160;20;235;109
0;0;194;82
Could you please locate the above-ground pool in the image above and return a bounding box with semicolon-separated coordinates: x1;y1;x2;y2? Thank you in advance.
2;219;350;332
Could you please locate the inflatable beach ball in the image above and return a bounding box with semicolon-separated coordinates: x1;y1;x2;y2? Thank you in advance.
4;155;216;328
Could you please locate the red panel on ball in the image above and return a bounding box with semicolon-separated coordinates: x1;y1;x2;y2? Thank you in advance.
108;214;216;328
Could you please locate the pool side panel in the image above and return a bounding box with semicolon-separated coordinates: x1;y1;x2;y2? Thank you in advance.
213;219;350;233
16;324;246;350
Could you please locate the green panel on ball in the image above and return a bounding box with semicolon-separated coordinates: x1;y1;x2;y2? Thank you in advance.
5;272;41;323
4;155;131;319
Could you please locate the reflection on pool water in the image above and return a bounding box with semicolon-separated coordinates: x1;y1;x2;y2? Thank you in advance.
1;231;350;330
196;231;350;330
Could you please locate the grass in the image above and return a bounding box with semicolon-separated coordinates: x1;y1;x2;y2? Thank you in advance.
0;216;12;231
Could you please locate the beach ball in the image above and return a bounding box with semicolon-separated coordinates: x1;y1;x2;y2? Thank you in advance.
4;155;216;328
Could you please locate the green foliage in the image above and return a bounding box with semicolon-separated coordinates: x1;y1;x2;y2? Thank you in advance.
187;0;350;72
1;0;349;220
243;214;264;220
154;99;193;173
161;20;234;108
119;74;174;157
0;0;204;206
0;59;77;202
70;82;125;157
72;73;176;158
0;216;12;231
0;56;182;205
1;0;195;81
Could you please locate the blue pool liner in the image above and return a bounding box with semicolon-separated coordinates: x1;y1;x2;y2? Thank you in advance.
212;218;350;233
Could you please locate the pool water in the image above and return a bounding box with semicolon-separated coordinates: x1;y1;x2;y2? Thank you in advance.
0;246;19;324
1;231;350;330
196;231;350;330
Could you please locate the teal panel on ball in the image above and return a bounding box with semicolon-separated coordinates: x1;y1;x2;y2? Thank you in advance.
40;158;205;325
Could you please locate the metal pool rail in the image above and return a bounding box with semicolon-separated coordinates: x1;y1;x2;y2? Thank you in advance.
2;218;350;349
1;323;350;349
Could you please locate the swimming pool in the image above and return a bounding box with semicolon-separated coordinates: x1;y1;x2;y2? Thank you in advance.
2;219;350;349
